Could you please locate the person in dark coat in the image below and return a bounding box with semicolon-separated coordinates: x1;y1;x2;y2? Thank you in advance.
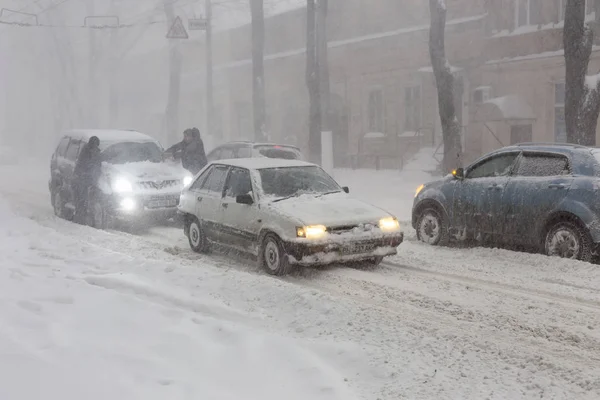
166;128;208;175
73;136;102;224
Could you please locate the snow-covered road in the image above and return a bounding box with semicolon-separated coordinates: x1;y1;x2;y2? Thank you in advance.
2;157;600;399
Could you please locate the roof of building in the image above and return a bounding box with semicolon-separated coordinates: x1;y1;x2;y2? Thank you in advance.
473;95;536;122
210;157;314;170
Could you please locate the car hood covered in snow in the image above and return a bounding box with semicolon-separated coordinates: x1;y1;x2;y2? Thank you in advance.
267;193;393;226
103;161;189;182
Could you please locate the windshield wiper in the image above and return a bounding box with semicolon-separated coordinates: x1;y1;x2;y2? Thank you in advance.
272;194;299;203
316;190;342;198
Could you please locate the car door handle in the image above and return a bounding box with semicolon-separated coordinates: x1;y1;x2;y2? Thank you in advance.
487;184;502;190
222;203;228;208
197;197;203;202
548;184;566;189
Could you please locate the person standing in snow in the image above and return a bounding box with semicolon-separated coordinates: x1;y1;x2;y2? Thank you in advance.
165;127;207;175
73;136;102;224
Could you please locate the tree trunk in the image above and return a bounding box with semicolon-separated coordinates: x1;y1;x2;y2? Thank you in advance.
306;0;322;164
317;0;330;133
428;0;462;172
564;0;599;146
250;0;267;142
205;0;214;138
164;0;182;143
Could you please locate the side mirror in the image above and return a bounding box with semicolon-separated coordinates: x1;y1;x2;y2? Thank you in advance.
236;193;254;205
342;186;350;194
452;168;464;179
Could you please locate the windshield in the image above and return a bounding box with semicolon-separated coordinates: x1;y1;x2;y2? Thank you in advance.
255;145;302;160
259;166;341;198
101;142;163;164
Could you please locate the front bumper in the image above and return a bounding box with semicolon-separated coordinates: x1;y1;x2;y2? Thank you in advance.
284;232;404;266
108;193;180;221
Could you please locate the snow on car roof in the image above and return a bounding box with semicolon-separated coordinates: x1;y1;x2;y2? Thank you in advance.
65;129;158;145
219;141;300;149
211;158;314;170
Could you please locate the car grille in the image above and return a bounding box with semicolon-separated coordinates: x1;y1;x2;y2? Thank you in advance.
137;180;181;190
327;225;359;234
327;224;378;235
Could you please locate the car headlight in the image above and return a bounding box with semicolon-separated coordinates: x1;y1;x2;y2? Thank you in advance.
112;177;133;193
415;184;425;198
379;217;400;232
183;175;193;187
296;225;327;239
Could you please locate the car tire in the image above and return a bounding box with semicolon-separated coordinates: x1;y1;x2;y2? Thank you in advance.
259;233;294;276
544;220;593;262
368;256;384;266
416;207;448;246
89;199;110;229
187;218;209;253
52;188;65;219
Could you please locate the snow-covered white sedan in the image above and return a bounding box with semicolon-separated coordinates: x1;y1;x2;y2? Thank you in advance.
178;158;404;275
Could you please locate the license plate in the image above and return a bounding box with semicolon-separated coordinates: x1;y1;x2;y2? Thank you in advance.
340;243;375;255
147;198;177;208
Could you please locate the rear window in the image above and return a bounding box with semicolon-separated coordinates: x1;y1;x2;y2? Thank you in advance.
256;145;302;160
55;137;70;157
515;153;570;177
65;140;82;162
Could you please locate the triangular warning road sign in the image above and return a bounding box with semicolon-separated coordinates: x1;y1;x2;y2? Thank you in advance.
166;16;188;39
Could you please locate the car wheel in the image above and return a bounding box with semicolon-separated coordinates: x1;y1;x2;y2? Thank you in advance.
52;189;65;219
544;220;593;262
416;208;448;246
90;200;109;229
369;256;384;266
260;233;294;276
187;218;209;253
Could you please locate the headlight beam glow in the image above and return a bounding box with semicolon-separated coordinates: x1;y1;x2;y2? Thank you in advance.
379;217;400;232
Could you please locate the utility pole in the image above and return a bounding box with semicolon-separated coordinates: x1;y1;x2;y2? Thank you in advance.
250;0;266;142
86;0;97;126
164;1;183;143
205;0;214;138
109;0;119;126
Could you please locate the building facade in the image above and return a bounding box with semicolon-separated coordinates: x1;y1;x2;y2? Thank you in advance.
180;0;600;167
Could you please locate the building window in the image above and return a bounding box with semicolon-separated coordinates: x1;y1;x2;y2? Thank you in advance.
404;86;421;132
368;89;384;133
554;82;567;142
510;125;533;144
515;0;542;27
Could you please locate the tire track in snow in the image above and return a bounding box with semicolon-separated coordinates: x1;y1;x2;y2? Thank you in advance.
283;272;600;395
6;196;600;397
381;261;600;313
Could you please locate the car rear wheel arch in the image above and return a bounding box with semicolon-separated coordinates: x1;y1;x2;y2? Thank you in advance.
542;212;589;242
542;212;593;262
186;216;209;253
182;213;195;237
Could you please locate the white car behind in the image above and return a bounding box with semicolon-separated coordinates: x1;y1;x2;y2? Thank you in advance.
178;158;404;275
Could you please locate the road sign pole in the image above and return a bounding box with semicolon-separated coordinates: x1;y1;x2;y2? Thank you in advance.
205;0;214;138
